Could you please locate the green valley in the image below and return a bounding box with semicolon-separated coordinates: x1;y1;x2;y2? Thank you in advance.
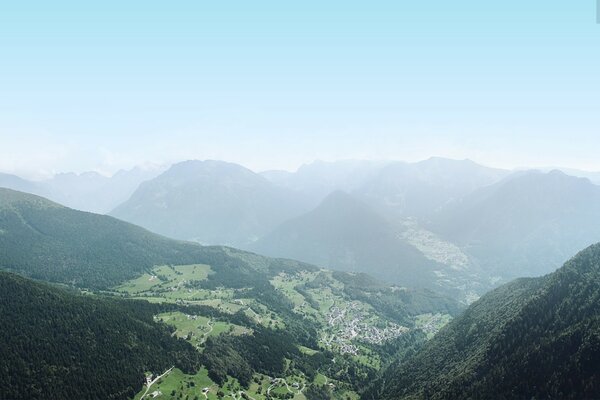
112;263;456;400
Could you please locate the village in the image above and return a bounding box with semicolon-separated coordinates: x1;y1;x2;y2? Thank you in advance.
323;301;409;355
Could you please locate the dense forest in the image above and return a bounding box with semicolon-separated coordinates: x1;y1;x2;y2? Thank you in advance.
0;271;201;400
364;243;600;400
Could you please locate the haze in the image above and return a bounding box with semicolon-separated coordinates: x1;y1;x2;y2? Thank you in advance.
2;1;600;178
2;2;600;399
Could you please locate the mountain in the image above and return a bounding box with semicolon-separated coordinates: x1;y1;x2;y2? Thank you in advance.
0;167;162;214
41;166;162;213
431;170;600;278
251;190;486;298
0;271;200;400
365;243;600;400
0;187;238;288
559;168;600;185
536;166;600;185
262;160;387;206
0;188;461;400
0;172;42;194
355;157;509;218
261;158;507;216
111;160;311;246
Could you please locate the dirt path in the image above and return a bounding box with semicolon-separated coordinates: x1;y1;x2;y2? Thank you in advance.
197;319;213;347
140;366;174;399
266;378;303;396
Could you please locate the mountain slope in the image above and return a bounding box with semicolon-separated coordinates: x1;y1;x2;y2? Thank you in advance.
356;157;508;218
0;168;162;214
111;160;310;246
252;191;459;291
40;167;162;213
432;170;600;278
366;243;600;400
0;172;43;194
262;160;387;206
0;271;200;400
0;187;244;288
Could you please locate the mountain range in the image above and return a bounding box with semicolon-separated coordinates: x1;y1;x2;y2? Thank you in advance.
111;160;311;247
1;179;600;399
4;158;600;295
0;187;461;399
431;170;600;278
0;166;162;213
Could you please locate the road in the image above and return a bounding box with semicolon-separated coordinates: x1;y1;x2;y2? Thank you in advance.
266;378;305;396
197;319;213;347
139;366;174;399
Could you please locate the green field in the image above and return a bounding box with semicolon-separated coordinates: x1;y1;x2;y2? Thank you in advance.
414;313;453;339
134;368;316;400
121;266;445;400
134;367;219;400
155;311;250;346
115;264;212;295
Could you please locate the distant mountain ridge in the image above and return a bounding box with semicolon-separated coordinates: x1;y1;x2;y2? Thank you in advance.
5;158;600;289
0;172;42;194
0;167;162;213
261;160;388;207
111;160;311;247
431;169;600;278
354;157;509;218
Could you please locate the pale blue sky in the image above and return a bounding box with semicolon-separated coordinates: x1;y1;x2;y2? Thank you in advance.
1;1;599;177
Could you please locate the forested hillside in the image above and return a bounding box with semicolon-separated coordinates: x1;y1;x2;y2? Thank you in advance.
0;271;200;400
0;187;224;287
365;243;600;400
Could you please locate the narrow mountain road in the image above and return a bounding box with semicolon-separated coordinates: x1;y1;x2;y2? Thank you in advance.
197;319;213;347
140;366;174;399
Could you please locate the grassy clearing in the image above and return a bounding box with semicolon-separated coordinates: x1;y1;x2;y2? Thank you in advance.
414;313;453;339
156;311;250;346
298;345;318;356
133;369;315;400
115;264;211;295
133;367;219;400
114;273;161;294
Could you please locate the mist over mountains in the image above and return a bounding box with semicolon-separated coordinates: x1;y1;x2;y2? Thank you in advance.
0;166;162;214
111;160;312;246
431;170;600;278
2;158;600;399
3;157;600;299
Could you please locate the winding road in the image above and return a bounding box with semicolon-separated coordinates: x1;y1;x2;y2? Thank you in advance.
139;366;174;399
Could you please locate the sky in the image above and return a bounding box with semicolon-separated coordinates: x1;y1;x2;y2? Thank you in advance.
1;1;599;178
